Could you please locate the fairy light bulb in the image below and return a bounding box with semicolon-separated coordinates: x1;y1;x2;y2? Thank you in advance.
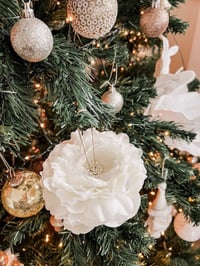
45;234;50;243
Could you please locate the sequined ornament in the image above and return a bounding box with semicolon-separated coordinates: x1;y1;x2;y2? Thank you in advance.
140;3;169;38
1;170;44;218
10;1;53;62
101;86;123;113
67;0;118;39
174;212;200;242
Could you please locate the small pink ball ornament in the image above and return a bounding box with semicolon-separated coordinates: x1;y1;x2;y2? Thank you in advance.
174;212;200;242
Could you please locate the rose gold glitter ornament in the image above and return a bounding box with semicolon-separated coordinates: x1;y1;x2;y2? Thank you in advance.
140;1;169;38
10;1;53;62
67;0;118;39
11;258;24;266
1;170;44;218
0;250;9;266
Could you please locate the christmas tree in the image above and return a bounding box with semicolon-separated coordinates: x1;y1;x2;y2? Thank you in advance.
0;0;200;265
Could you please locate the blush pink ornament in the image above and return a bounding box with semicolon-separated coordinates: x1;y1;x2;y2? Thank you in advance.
102;86;124;113
40;128;147;235
146;182;174;238
174;212;200;242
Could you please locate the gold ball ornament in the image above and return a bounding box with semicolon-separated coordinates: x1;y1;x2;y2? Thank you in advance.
102;86;124;113
1;170;44;218
140;7;169;38
67;0;118;39
10;17;53;62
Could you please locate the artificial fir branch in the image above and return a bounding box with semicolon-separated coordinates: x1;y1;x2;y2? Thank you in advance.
0;0;200;265
32;36;116;133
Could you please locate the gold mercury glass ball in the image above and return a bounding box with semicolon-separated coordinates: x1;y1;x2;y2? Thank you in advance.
139;8;169;38
1;170;44;218
10;17;53;62
67;0;118;39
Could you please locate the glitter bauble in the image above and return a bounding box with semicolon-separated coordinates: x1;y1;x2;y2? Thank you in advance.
102;86;123;113
67;0;118;39
174;212;200;242
10;17;53;62
140;7;169;38
0;251;9;266
11;258;24;266
1;170;44;218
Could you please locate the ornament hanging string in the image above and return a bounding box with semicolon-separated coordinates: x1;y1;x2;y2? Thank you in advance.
152;0;161;8
78;128;103;177
0;152;15;180
161;156;169;181
100;49;118;89
21;0;34;18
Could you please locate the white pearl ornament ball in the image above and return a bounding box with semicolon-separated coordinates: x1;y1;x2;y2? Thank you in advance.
67;0;118;39
10;17;53;62
102;86;124;113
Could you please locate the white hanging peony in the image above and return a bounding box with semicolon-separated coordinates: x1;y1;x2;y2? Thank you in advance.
40;128;147;234
145;35;200;156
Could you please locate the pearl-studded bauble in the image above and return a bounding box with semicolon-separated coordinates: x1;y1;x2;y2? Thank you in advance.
102;86;124;113
10;17;53;62
140;7;169;38
174;212;200;242
1;170;44;218
67;0;118;39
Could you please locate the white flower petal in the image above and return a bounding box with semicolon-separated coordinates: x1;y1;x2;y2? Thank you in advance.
41;129;146;234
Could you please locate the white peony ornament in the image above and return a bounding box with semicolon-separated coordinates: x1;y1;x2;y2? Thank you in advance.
145;35;200;156
41;128;147;234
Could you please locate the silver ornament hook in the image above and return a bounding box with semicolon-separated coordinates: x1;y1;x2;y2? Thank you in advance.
22;0;34;18
152;0;161;8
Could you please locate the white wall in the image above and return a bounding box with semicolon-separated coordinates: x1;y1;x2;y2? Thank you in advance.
168;0;200;78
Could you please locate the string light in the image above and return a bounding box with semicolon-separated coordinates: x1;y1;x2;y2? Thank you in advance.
66;16;73;23
138;253;144;259
150;191;156;196
58;241;63;248
45;234;50;243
